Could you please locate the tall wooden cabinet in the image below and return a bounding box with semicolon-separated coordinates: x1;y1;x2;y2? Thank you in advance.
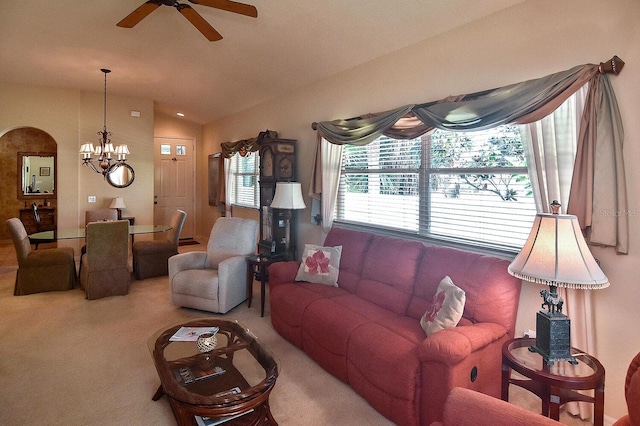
258;137;297;259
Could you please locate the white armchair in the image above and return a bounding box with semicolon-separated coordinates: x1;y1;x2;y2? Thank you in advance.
168;217;258;313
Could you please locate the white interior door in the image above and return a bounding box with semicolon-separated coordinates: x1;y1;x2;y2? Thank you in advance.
154;138;195;240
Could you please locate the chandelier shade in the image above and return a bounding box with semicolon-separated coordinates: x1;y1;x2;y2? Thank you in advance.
80;69;132;180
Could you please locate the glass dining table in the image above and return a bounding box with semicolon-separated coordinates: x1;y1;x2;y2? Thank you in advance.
29;224;172;244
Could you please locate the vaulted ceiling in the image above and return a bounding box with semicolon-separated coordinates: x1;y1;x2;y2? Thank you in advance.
0;0;525;124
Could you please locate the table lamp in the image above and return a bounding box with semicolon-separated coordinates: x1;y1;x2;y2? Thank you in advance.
269;182;306;252
508;201;609;365
109;197;126;220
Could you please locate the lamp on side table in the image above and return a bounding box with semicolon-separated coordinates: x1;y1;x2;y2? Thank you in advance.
109;197;126;220
507;201;609;365
269;182;306;253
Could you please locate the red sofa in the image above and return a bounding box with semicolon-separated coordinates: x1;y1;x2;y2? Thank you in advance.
269;228;522;426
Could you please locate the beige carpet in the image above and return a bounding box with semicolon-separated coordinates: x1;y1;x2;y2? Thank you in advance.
0;241;589;426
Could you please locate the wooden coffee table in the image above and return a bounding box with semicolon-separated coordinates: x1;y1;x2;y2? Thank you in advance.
149;318;279;425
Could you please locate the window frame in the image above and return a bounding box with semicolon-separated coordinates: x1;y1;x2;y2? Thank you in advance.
228;152;260;209
335;127;536;255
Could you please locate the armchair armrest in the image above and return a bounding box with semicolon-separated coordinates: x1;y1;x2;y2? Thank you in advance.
419;322;507;365
217;255;250;311
168;251;207;277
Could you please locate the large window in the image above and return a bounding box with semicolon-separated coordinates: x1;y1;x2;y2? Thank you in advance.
336;125;537;251
229;152;260;208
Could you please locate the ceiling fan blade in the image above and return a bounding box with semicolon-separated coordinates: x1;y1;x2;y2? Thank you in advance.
187;0;258;18
176;4;223;41
117;1;161;28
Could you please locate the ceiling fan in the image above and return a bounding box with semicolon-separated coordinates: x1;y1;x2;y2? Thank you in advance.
117;0;258;41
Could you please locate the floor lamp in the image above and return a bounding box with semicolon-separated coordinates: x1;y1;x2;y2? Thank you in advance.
508;201;609;365
270;182;306;253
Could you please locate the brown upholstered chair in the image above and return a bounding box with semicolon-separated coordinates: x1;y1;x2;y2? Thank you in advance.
78;208;118;276
612;352;640;426
132;210;186;280
79;220;130;300
6;217;76;295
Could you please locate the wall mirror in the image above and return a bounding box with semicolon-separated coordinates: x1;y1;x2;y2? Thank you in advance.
106;163;135;188
17;152;56;200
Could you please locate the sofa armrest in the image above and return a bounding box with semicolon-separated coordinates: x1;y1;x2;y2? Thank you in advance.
169;251;207;277
268;261;299;288
431;387;561;426
419;322;508;365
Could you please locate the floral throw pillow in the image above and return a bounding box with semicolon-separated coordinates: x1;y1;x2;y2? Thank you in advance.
295;244;342;287
420;276;466;336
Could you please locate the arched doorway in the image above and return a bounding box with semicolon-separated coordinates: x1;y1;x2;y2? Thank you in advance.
0;127;57;240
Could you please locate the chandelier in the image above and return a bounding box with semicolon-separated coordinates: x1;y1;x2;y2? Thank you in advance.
79;69;131;178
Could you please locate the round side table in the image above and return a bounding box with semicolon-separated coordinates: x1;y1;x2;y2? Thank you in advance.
246;254;286;317
501;337;605;426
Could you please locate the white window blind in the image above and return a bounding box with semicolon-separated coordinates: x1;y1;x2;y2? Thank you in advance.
229;152;259;208
336;126;537;251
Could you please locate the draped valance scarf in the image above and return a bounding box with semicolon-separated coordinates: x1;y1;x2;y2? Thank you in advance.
310;56;627;253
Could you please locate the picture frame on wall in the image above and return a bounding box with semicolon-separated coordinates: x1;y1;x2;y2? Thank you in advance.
40;167;50;176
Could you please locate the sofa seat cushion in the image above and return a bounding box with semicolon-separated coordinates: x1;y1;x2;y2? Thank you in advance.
331;294;397;322
172;269;219;300
302;298;371;381
374;315;427;345
270;283;330;328
303;298;371;356
348;321;421;425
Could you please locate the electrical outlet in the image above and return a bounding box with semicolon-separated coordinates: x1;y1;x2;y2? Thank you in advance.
88;196;96;203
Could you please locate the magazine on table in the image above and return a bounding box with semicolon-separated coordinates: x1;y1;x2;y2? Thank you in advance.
169;326;219;342
194;410;254;426
195;387;251;426
173;364;225;385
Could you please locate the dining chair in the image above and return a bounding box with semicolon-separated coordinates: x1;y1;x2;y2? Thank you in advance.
78;208;118;276
30;203;54;249
132;210;186;280
168;217;258;313
79;220;130;300
6;218;76;295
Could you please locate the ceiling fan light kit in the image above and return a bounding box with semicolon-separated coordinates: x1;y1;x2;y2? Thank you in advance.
117;0;257;41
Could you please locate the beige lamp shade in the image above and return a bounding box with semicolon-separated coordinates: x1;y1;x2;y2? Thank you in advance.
508;213;609;290
270;182;306;210
109;197;127;210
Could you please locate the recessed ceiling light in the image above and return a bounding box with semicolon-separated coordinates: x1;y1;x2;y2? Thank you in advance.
176;112;185;117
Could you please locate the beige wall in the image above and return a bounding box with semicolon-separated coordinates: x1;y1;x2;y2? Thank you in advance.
202;0;640;420
0;0;637;420
0;82;155;251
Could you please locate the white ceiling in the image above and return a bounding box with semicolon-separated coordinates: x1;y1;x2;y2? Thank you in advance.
0;0;524;124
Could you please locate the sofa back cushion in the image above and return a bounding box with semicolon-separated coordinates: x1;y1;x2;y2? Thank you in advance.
356;235;424;315
407;245;521;337
323;228;373;293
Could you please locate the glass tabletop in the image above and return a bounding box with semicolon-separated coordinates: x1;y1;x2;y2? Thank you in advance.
504;338;604;383
29;224;171;241
148;318;279;404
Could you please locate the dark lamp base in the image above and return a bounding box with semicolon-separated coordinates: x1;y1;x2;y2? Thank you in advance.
531;310;578;366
